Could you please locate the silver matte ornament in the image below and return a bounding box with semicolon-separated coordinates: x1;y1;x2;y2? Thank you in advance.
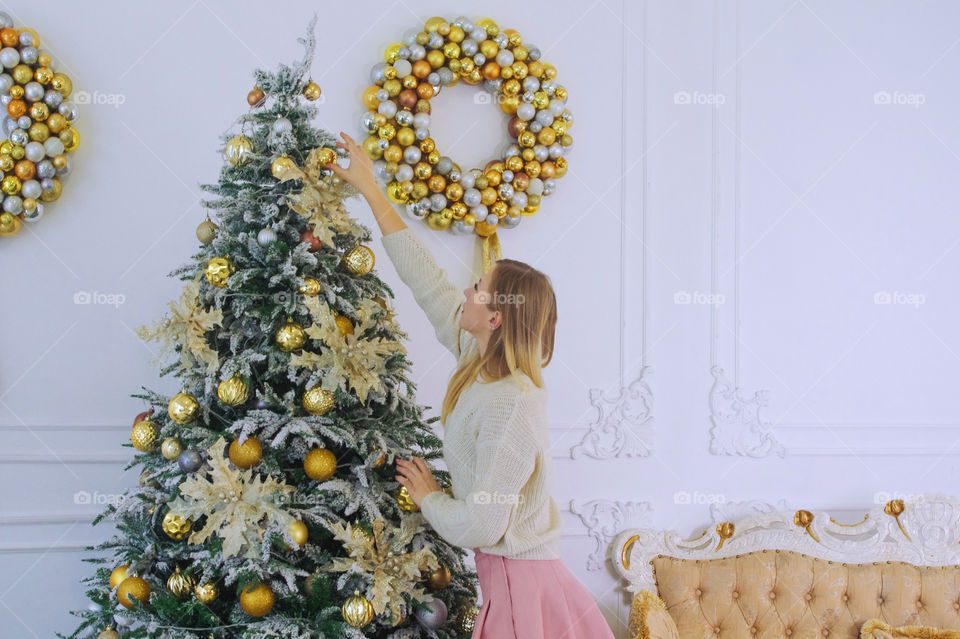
257;227;277;245
272;117;292;136
178;450;203;473
415;598;447;629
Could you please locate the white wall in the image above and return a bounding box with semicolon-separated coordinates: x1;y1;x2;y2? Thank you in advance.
1;1;958;637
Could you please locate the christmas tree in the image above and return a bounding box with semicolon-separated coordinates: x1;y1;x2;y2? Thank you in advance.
61;18;479;639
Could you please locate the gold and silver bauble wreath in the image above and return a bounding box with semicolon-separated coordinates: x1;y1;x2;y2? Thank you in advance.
360;16;572;273
0;13;78;240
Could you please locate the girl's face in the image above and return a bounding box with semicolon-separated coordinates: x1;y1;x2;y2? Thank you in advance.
461;268;500;335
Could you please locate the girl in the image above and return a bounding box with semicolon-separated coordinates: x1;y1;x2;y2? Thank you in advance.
327;132;615;639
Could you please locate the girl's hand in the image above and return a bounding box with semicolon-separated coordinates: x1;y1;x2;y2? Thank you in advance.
326;131;378;196
395;456;442;508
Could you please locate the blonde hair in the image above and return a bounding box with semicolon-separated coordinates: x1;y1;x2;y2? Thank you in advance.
440;258;557;426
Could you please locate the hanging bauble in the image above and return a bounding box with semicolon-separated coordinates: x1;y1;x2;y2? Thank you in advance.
299;277;321;296
272;117;293;136
160;437;183;461
178;449;203;473
396;486;419;511
196;220;217;245
342;590;375;628
194;582;218;604
205;256;234;288
416;597;448;629
427;563;451;590
162;511;192;540
166;567;197;602
374;450;387;467
303;80;322;101
247;86;265;107
97;628;120;639
133;408;154;425
302;387;335;416
224;135;254;167
334;314;354;335
342;244;375;276
109;564;130;590
228;436;262;469
271;155;296;179
130;420;159;453
257;227;277;246
300;227;322;252
304;447;337;481
275;320;306;352
456;604;479;634
217;375;250;406
116;576;151;609
316;147;337;167
240;582;275;617
286;519;308;549
167;392;199;424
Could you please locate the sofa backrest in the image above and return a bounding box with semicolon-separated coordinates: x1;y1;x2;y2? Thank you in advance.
610;494;960;639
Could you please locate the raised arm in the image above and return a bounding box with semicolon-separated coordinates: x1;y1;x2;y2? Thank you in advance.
326;131;473;359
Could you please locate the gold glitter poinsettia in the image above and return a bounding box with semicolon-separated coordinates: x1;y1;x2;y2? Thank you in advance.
289;295;405;405
137;276;223;373
169;437;295;559
280;147;362;246
319;514;440;625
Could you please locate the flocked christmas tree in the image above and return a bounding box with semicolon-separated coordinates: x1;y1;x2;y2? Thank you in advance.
61;18;480;639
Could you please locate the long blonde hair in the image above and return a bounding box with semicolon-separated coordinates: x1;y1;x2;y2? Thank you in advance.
440;258;557;426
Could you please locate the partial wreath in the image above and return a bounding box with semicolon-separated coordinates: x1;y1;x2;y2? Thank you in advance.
360;16;572;270
0;13;78;239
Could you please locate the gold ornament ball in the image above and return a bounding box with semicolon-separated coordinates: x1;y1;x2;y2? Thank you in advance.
302;386;335;416
342;590;375;628
457;605;480;633
271;155;296;179
334;314;354;336
97;628;120;639
228;436;262;469
40;178;62;202
168;392;200;424
303;80;322;101
316;147;336;167
275;321;306;352
166;567;197;602
299;277;320;296
130;420;160;452
304;448;337;481
205;256;234;288
116;576;151;609
396;485;419;511
194;582;218;604
160;437;184;461
342;245;375;276
1;174;21;195
162;511;193;540
109;564;131;590
0;212;20;237
196;220;217;245
288;519;308;549
428;563;452;590
217;375;250;406
240;582;275;617
247;86;265;107
225;135;254;167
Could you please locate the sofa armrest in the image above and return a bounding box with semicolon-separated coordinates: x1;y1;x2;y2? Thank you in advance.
629;590;679;639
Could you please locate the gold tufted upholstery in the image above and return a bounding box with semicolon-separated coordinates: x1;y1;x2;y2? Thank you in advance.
630;549;960;639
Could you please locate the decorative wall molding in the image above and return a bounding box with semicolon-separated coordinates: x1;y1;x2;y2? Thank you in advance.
708;497;790;524
708;365;784;457
570;498;653;571
611;493;960;594
570;367;653;459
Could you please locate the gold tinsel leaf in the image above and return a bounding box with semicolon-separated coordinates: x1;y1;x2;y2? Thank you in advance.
137;277;223;374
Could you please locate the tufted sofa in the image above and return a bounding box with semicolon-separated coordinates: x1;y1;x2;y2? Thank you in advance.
611;495;960;639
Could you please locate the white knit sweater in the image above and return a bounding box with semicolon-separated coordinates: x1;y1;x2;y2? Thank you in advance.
381;228;564;560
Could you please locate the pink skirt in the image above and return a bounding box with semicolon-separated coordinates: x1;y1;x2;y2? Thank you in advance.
471;548;615;639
